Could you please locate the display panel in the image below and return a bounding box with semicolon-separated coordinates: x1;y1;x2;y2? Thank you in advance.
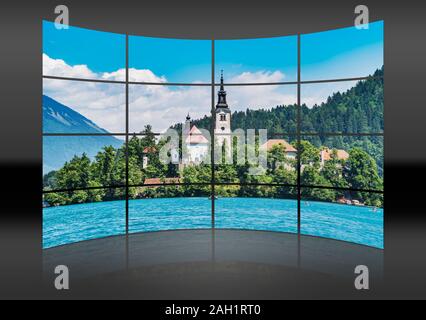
301;75;384;133
215;36;298;83
129;36;211;83
126;133;212;185
42;21;126;81
43;135;126;187
214;84;298;134
214;134;297;185
128;186;212;233
129;84;211;133
301;21;384;81
215;186;297;233
42;21;384;249
43;79;126;134
43;188;126;249
300;188;384;248
300;135;383;191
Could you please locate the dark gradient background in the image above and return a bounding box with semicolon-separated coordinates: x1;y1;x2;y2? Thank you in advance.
0;0;425;300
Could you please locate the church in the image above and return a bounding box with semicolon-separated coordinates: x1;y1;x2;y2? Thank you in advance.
182;71;298;165
183;71;232;164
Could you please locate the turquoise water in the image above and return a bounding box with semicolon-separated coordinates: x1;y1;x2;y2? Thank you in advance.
43;197;383;249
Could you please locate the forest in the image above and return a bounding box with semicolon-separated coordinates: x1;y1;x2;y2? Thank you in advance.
43;68;383;208
43;125;383;208
184;67;384;173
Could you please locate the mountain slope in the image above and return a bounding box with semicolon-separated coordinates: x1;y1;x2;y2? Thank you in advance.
187;68;384;135
43;95;111;134
43;95;123;173
301;68;383;133
184;68;384;174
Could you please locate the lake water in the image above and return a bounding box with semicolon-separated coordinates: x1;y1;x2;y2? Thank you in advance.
43;197;383;249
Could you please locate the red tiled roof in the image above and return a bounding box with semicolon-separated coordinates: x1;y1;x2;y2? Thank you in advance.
262;139;297;152
144;177;181;185
143;146;157;153
185;125;209;144
321;148;349;161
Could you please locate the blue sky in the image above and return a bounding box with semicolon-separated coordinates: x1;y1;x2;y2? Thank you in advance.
43;19;383;83
129;36;211;83
301;21;384;80
43;20;125;75
43;20;383;132
215;36;298;82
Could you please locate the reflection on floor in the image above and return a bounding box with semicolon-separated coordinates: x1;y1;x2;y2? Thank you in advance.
43;229;383;299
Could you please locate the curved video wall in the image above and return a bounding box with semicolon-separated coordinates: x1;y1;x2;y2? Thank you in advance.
42;20;384;249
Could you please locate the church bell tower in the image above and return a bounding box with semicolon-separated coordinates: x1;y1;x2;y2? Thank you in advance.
214;71;232;161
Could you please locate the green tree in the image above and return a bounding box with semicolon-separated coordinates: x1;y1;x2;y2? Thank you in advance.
343;148;382;191
267;144;286;171
321;149;348;189
93;146;120;186
343;148;383;205
43;170;57;190
181;165;211;196
301;166;336;202
298;140;320;167
54;153;92;190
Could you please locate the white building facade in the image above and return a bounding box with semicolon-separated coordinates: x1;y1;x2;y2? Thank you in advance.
214;71;232;161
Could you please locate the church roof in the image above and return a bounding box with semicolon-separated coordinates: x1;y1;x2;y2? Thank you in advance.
185;125;209;144
320;148;349;161
143;146;157;153
262;139;297;152
144;177;181;185
216;70;229;109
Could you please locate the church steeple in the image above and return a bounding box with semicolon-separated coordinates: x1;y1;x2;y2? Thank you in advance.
184;112;191;136
216;70;228;109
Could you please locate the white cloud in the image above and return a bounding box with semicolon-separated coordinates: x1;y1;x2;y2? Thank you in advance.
226;85;296;112
129;85;211;132
43;77;126;133
46;54;347;133
102;68;167;83
229;70;286;83
43;54;97;79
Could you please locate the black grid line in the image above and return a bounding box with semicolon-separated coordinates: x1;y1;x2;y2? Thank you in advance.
125;34;130;270
43;184;126;194
211;39;216;229
42;74;383;87
129;81;212;86
125;34;130;235
297;32;304;261
214;75;383;86
297;34;302;235
43;183;383;196
299;75;383;85
300;184;384;194
42;35;384;237
299;132;384;136
42;75;126;84
43;133;128;136
42;132;384;137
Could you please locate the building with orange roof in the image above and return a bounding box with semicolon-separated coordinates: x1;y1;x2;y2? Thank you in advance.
262;139;297;159
142;146;157;154
144;177;181;185
320;148;349;166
